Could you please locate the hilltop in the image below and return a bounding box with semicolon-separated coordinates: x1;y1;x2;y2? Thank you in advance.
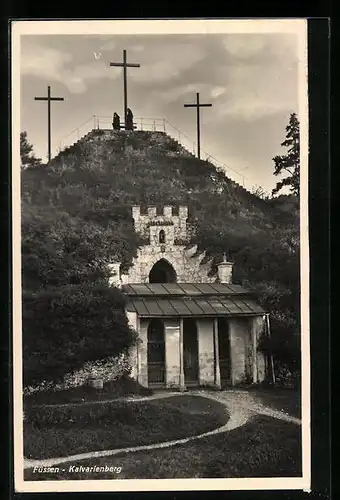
21;129;300;383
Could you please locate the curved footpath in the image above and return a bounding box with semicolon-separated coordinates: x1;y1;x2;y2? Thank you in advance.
24;390;301;470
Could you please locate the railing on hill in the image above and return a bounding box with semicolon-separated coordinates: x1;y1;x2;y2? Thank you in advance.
57;114;253;189
58;115;97;152
92;115;200;157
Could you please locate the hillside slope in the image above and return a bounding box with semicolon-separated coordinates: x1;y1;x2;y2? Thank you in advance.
21;129;300;376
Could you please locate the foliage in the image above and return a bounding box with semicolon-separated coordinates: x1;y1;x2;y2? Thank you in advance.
22;284;138;386
272;113;300;196
21;204;139;290
251;185;270;200
20;131;41;169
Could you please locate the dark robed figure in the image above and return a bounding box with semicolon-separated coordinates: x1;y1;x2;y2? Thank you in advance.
126;108;134;131
112;112;121;130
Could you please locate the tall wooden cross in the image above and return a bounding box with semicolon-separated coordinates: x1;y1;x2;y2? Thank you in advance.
110;50;140;126
34;85;64;162
184;92;212;159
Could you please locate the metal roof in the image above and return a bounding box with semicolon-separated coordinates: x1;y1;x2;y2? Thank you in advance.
126;296;264;317
122;282;249;296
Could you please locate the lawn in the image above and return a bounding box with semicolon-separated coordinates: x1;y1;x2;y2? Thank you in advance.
24;395;228;460
248;387;301;418
24;376;153;407
24;415;302;480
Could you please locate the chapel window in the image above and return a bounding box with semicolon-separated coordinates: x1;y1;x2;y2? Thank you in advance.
159;230;166;244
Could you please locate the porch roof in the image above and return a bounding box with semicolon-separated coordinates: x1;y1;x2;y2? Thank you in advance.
125;296;264;317
122;282;249;297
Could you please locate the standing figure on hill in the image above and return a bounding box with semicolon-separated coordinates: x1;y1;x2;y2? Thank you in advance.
126;108;134;131
112;112;120;130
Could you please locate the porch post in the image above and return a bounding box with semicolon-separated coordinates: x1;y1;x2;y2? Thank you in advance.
179;317;186;391
136;316;141;384
252;317;258;384
266;313;276;385
213;318;221;389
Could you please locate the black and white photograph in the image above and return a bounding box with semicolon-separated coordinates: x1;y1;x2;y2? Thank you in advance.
12;19;310;493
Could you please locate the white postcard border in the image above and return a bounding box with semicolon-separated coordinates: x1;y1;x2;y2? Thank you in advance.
12;18;310;493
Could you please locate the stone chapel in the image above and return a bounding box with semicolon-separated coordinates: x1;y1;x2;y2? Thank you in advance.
109;205;267;390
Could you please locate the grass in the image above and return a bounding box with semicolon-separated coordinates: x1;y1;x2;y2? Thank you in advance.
24;395;228;460
24;415;301;480
247;387;301;418
24;377;153;407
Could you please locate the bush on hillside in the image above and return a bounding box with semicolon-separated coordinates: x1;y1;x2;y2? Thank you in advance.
24;354;132;395
22;283;138;387
21;203;140;289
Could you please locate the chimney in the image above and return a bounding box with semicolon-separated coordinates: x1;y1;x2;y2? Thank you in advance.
217;252;234;284
108;262;122;288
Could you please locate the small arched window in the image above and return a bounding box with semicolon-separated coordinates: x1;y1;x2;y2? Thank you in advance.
159;230;166;244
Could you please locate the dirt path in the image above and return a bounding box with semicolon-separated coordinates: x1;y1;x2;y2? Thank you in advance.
24;390;301;470
193;390;301;426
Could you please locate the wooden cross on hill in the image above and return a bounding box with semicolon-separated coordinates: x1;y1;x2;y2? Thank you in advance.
184;92;212;159
110;50;140;128
34;85;64;162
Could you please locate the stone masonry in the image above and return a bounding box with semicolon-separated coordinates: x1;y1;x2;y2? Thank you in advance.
117;205;217;285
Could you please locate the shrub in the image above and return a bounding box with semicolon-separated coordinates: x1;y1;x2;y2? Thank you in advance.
24;354;131;395
22;283;138;387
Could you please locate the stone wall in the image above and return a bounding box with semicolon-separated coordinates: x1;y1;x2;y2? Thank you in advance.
116;205;217;284
120;244;216;284
24;354;130;395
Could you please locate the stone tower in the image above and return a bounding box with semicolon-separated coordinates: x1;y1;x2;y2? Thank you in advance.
132;205;189;245
109;205;234;286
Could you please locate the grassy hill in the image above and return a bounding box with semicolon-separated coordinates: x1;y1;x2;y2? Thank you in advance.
21;129;300;385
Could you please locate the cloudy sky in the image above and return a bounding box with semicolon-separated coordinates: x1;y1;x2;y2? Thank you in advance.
20;31;301;192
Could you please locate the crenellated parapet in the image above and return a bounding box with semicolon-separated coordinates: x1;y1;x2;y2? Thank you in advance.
132;205;188;244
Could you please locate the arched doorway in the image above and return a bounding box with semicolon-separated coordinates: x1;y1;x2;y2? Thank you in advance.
147;319;166;385
218;318;231;386
149;259;177;283
183;319;199;385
